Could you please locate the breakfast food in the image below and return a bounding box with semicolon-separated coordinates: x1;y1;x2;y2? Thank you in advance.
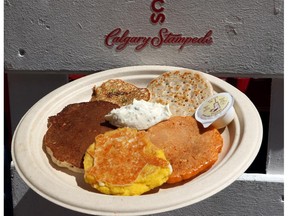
147;70;214;116
105;99;172;130
43;68;226;196
91;79;150;106
84;127;172;195
43;101;119;172
147;116;223;184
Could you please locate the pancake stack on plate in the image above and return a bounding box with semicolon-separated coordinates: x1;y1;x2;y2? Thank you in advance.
43;69;224;196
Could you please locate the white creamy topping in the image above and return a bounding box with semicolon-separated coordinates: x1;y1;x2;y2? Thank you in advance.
105;99;172;130
98;181;105;187
168;163;173;174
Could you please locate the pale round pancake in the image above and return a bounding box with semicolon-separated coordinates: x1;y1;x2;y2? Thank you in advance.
147;70;214;116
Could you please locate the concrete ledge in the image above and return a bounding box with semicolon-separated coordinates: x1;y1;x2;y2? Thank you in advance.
10;163;284;216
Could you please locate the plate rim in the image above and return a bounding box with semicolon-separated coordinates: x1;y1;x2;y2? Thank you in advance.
11;65;263;215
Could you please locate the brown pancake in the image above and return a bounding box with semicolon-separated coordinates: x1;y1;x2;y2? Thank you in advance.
43;101;119;172
147;116;223;184
91;79;150;107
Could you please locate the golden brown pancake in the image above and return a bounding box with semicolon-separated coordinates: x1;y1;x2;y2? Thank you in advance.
43;101;119;172
91;79;150;106
147;116;223;183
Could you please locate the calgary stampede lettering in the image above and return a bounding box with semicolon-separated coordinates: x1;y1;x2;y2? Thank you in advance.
104;0;213;51
105;28;213;51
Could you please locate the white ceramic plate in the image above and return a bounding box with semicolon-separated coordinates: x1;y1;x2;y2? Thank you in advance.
12;65;263;215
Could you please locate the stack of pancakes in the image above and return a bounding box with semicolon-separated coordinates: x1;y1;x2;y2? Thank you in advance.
43;69;223;196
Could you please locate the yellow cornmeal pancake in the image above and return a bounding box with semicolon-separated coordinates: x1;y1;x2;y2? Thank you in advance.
84;127;172;196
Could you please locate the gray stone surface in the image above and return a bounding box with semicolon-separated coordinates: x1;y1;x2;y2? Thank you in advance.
5;0;283;77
